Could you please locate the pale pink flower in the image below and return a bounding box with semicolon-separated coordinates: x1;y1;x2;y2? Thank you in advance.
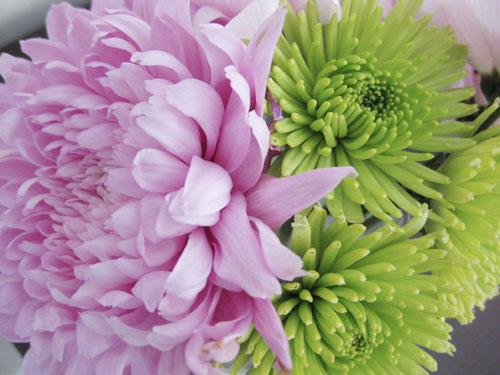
420;0;500;77
0;1;355;374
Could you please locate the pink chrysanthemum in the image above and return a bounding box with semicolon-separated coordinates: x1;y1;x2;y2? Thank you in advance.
0;1;355;374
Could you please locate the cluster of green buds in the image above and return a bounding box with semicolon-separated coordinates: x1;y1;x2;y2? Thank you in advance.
427;120;500;323
267;0;478;227
234;206;457;375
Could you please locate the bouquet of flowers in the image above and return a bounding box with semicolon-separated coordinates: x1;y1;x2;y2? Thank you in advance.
0;0;498;374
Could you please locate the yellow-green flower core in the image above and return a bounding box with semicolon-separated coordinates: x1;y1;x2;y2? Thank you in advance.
268;0;480;227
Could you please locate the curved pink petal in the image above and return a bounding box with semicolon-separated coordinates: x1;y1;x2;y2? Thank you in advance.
251;217;307;281
100;13;151;50
244;7;286;116
77;317;115;358
131;271;170;313
167;156;233;227
214;66;251;173
225;0;279;40
165;228;213;300
132;148;188;193
158;293;197;321
230;110;269;192
203;291;252;341
246;166;357;231
253;298;292;370
185;334;211;375
95;344;135;375
111;201;141;238
165;79;224;159
157;344;190;375
148;287;221;351
132;50;192;78
105;317;149;347
211;192;281;298
155;201;197;238
136;104;202;164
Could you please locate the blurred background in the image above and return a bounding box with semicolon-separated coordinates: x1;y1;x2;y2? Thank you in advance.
0;1;499;374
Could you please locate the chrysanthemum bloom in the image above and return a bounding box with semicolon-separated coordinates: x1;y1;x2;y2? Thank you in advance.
233;205;457;375
426;116;500;323
267;0;481;227
0;1;356;373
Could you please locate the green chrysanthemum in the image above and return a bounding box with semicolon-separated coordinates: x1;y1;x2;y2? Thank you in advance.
268;0;480;227
427;119;500;323
232;206;457;375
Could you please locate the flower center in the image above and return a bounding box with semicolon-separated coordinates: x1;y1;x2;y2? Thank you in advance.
271;52;420;165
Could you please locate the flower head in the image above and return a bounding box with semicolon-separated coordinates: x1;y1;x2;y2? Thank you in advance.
268;0;479;227
0;1;355;373
427;112;500;323
234;205;457;375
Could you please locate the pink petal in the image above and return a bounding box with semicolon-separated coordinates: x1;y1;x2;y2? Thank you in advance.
197;25;242;93
132;271;170;312
211;192;281;298
105;317;149;346
158;293;197;321
225;0;280;40
106;168;145;199
76;317;115;358
138;236;186;267
95;344;135;375
148;287;220;351
165;79;224;159
155;200;197;238
157;345;190;375
246;166;357;231
200;24;245;68
131;50;192;81
253;298;292;370
100;13;151;50
167;156;233;227
132;148;188;193
76;123;117;150
213;66;251;173
185;334;211;375
244;7;286;116
111;201;141;238
202;291;252;341
96;290;142;309
136;104;202;164
229;110;269;192
165;228;213;300
251;218;307;281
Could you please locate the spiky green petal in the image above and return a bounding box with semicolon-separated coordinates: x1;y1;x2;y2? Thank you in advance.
269;0;479;227
427;125;500;323
235;205;457;375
